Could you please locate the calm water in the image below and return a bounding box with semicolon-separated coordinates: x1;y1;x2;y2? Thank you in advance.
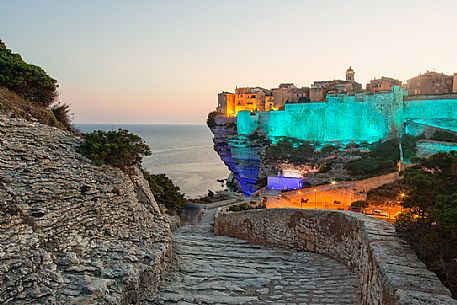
76;124;229;198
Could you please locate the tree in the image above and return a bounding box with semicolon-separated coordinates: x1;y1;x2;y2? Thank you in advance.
350;200;368;209
396;152;457;297
143;172;187;214
0;40;58;107
298;96;311;103
78;129;151;168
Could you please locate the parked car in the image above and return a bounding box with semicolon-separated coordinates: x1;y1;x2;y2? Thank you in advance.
372;209;388;217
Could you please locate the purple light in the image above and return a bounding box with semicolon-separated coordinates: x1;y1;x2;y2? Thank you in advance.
267;176;303;191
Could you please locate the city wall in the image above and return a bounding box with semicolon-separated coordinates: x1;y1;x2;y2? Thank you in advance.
237;88;457;143
416;140;457;157
214;209;457;305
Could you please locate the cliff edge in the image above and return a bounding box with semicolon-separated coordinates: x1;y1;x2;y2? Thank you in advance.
0;115;172;304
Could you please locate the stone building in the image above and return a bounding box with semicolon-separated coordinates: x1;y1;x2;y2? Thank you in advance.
407;71;456;95
272;83;297;108
309;67;362;102
234;87;257;114
290;87;310;103
366;77;402;93
216;91;235;116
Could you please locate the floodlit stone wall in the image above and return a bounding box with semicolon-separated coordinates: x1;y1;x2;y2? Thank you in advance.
0;116;173;304
214;209;457;305
416;140;457;157
237;88;457;143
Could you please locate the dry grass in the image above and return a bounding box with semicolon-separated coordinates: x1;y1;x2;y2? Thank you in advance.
0;86;68;130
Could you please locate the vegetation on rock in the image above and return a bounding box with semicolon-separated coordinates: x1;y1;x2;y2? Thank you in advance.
264;140;314;165
350;200;368;209
431;130;457;143
396;152;457;298
0;41;71;130
143;172;187;214
347;135;423;176
228;202;265;212
78;129;151;168
0;39;58;107
206;111;217;129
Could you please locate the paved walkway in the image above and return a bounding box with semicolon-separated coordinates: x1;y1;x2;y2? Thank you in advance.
156;208;361;305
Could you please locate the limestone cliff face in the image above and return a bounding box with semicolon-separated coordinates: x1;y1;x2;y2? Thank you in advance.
208;116;263;196
0;116;172;304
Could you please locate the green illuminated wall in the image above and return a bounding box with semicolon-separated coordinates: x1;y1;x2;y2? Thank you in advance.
237;88;457;143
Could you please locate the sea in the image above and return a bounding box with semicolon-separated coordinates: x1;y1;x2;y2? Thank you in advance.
75;124;229;198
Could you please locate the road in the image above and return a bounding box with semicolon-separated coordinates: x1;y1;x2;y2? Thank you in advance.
155;206;361;305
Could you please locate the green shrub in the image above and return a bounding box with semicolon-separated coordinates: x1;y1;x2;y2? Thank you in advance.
51;103;72;130
298;96;311;103
228;203;251;212
143;172;187;214
431;130;457;143
78;129;151;168
347;157;395;175
0;40;58;107
318;161;332;172
350;200;368;209
396;152;457;297
264;140;315;164
206;111;217;129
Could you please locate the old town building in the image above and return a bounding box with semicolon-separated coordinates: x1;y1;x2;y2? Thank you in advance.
366;77;402;93
406;71;456;95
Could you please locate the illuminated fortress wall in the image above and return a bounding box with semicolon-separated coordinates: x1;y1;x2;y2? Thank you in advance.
237;87;457;143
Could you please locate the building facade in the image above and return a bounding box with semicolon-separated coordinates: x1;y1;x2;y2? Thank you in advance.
217;92;236;116
272;83;297;108
407;71;455;95
366;77;402;93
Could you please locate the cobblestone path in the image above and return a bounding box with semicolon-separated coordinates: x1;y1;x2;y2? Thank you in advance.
156;208;361;305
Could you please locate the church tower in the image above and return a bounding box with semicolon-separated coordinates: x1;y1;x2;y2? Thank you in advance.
346;66;355;82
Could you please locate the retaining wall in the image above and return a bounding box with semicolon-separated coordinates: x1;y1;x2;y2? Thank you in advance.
214;208;457;305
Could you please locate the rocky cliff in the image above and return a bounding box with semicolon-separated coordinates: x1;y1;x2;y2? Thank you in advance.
0;116;173;304
208;116;263;196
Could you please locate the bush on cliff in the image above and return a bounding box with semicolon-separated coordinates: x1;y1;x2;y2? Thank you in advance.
206;111;217;129
264;140;314;164
395;152;457;298
347;135;423;176
431;130;457;143
51;103;72;129
0;39;58;107
143;172;187;214
78;129;151;168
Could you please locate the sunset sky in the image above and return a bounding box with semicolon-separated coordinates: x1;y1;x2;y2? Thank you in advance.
1;0;456;124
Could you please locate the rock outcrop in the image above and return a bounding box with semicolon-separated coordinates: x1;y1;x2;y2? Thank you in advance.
0;116;173;304
208;116;263;196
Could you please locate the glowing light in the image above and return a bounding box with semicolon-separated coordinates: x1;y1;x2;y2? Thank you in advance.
400;192;406;198
236;88;457;144
331;180;336;186
313;188;317;193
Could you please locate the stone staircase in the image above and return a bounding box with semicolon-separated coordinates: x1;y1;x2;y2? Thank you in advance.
155;208;360;305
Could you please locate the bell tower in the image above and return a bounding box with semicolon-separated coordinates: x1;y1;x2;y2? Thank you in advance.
346;66;355;82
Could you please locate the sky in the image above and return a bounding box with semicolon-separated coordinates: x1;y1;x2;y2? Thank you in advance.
1;0;457;124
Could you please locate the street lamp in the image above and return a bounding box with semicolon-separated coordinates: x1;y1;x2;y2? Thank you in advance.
399;192;406;212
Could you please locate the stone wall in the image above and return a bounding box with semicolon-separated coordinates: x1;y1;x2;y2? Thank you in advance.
237;88;457;143
0;116;173;304
214;209;457;305
416;140;457;157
